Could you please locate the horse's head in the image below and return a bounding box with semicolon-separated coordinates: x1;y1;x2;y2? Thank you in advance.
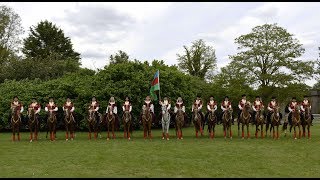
28;108;35;118
11;106;18;116
161;105;167;114
244;102;251;111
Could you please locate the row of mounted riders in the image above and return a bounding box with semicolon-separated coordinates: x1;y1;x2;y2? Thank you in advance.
7;95;314;141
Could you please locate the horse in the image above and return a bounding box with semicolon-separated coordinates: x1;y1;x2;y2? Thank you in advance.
266;106;281;139
142;106;153;139
192;105;203;138
64;108;75;141
87;108;100;140
122;110;132;140
301;106;312;139
238;102;251;139
11;106;22;141
28;108;39;142
207;110;217;139
47;110;57;141
255;109;265;138
289;104;301;139
106;108;116;140
222;108;233;139
175;108;184;139
161;105;171;140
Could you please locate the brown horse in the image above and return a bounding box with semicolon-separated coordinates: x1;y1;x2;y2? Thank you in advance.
123;111;132;140
192;106;203;138
175;108;184;139
289;104;301;139
87;108;99;140
142;106;152;139
106;109;116;140
11;106;21;141
267;106;281;139
238;102;251;139
255;109;265;139
222;108;233;139
301;106;312;139
64;109;75;141
207;110;217;139
47;111;57;141
28;108;39;142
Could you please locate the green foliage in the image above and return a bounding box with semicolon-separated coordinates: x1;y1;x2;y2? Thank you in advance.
177;39;217;80
109;50;129;65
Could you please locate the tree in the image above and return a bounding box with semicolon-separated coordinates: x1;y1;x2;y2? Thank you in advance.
21;20;81;80
177;39;217;80
0;5;24;53
109;50;129;64
229;23;315;99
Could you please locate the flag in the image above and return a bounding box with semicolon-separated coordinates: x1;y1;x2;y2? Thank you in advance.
150;70;160;101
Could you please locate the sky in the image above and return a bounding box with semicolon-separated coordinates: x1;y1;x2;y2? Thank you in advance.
2;2;319;86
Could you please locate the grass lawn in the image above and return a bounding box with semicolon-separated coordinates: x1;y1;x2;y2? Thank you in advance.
0;124;319;178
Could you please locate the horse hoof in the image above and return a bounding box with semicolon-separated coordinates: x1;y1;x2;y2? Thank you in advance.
71;138;74;141
167;138;169;140
66;139;68;141
107;138;110;141
162;137;165;140
294;137;297;140
181;137;183;140
30;140;33;143
128;137;131;140
230;137;232;139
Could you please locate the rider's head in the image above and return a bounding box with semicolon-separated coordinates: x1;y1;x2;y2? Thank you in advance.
92;96;96;102
66;97;71;102
242;94;246;99
271;96;276;101
255;96;260;101
303;95;308;100
49;97;54;103
224;96;229;101
32;97;37;103
292;97;296;102
13;96;18;102
209;96;214;101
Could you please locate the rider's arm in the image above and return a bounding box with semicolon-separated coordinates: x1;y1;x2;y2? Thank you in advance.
150;104;154;113
45;106;48;112
191;105;194;112
300;105;305;112
54;106;58;111
214;104;217;111
174;106;178;113
106;106;109;114
36;106;41;114
252;105;257;112
238;103;242;110
113;106;117;114
95;106;99;112
182;106;185;112
288;105;293;112
20;106;24;113
221;105;226;111
122;106;125;112
198;104;202;110
71;106;75;112
129;105;132;112
207;104;211;111
167;104;171;110
267;104;273;111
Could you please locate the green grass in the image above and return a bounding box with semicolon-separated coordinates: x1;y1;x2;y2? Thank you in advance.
0;124;319;178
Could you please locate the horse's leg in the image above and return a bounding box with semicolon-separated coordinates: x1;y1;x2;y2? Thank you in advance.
148;120;152;139
308;124;311;139
229;124;232;139
161;119;165;139
255;124;258;138
241;124;245;139
247;123;250;138
302;124;306;137
272;126;275;139
166;120;170;140
237;120;240;137
293;126;297;139
107;122;110;140
261;124;264;138
298;124;301;139
112;121;115;139
30;123;33;142
265;122;269;137
277;125;279;139
124;122;127;138
223;125;226;138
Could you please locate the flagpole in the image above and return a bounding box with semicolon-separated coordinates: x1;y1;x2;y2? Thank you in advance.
158;70;161;101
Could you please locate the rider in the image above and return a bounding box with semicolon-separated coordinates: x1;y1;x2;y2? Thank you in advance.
300;95;314;126
63;97;75;118
252;96;264;125
140;96;155;123
237;94;248;123
266;96;282;125
10;96;24;125
287;97;299;126
122;96;133;118
192;95;205;128
205;96;218;124
45;97;58;119
221;96;233;124
106;96;119;130
89;96;101;123
28;97;41;123
159;97;172;122
174;97;187;121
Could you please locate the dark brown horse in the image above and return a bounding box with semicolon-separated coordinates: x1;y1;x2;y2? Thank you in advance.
238;102;251;139
122;110;132;140
28;108;39;142
301;106;312;139
87;108;99;140
11;106;21;141
222;108;233;139
192;105;203;138
267;106;281;139
255;109;265;139
106;108;116;140
142;106;152;139
290;104;301;139
175;108;184;140
207;110;217;139
64;109;75;141
47;111;57;141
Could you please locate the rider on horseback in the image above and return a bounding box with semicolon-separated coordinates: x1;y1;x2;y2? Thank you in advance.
267;96;282;125
122;96;133;117
288;97;300;126
221;96;233;124
45;97;58;121
205;96;218;124
28;97;41;123
174;97;187;121
159;97;172;122
10;96;24;125
300;95;314;126
252;96;264;125
63;97;75;116
139;96;155;123
106;97;119;129
192;95;204;124
237;94;249;123
89;96;101;122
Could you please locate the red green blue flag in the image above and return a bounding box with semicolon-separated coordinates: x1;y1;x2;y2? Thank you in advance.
150;70;160;100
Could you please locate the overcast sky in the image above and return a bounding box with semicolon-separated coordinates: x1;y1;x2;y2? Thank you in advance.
2;2;319;85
